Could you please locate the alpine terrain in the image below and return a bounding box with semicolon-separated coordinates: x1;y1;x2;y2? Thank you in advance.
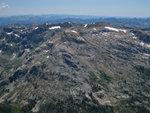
0;22;150;113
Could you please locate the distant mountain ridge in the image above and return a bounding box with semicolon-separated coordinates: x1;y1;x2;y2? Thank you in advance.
0;14;150;28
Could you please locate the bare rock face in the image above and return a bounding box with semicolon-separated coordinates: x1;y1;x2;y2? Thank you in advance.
0;22;150;113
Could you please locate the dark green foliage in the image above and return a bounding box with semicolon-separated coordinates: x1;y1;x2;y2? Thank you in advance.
91;84;101;92
0;57;23;72
0;104;11;113
135;65;150;75
0;80;9;86
0;57;8;64
88;71;112;92
88;72;98;83
29;66;39;75
0;97;149;113
9;69;27;82
115;97;150;113
0;44;19;55
88;72;102;92
99;70;112;82
21;100;36;113
17;50;25;57
27;30;44;44
134;65;150;78
0;104;23;113
38;96;114;113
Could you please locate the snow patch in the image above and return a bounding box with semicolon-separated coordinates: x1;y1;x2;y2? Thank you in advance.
93;28;97;31
11;53;16;60
105;26;119;32
139;42;145;46
102;32;109;36
34;27;39;30
71;30;78;34
7;32;13;35
65;30;78;34
44;50;49;53
0;50;2;53
14;34;20;38
105;26;127;33
49;26;61;30
25;49;30;52
146;44;150;48
142;53;150;59
133;36;137;39
76;36;85;42
46;56;50;58
143;53;150;57
138;41;150;48
67;22;72;24
84;24;88;28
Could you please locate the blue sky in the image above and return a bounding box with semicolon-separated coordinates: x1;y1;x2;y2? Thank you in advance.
0;0;150;17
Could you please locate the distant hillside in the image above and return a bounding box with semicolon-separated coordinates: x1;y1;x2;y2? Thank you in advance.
0;14;150;28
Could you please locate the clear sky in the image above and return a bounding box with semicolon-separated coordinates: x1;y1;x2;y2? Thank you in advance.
0;0;150;17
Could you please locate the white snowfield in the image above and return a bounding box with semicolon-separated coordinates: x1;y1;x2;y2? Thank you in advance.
7;32;13;35
139;42;145;46
105;26;127;33
138;41;150;48
34;27;39;30
49;26;61;30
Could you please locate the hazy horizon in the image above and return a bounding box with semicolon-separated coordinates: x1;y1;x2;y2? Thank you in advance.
0;0;150;18
0;13;150;19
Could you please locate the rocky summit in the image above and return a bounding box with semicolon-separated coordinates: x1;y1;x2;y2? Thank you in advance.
0;22;150;113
